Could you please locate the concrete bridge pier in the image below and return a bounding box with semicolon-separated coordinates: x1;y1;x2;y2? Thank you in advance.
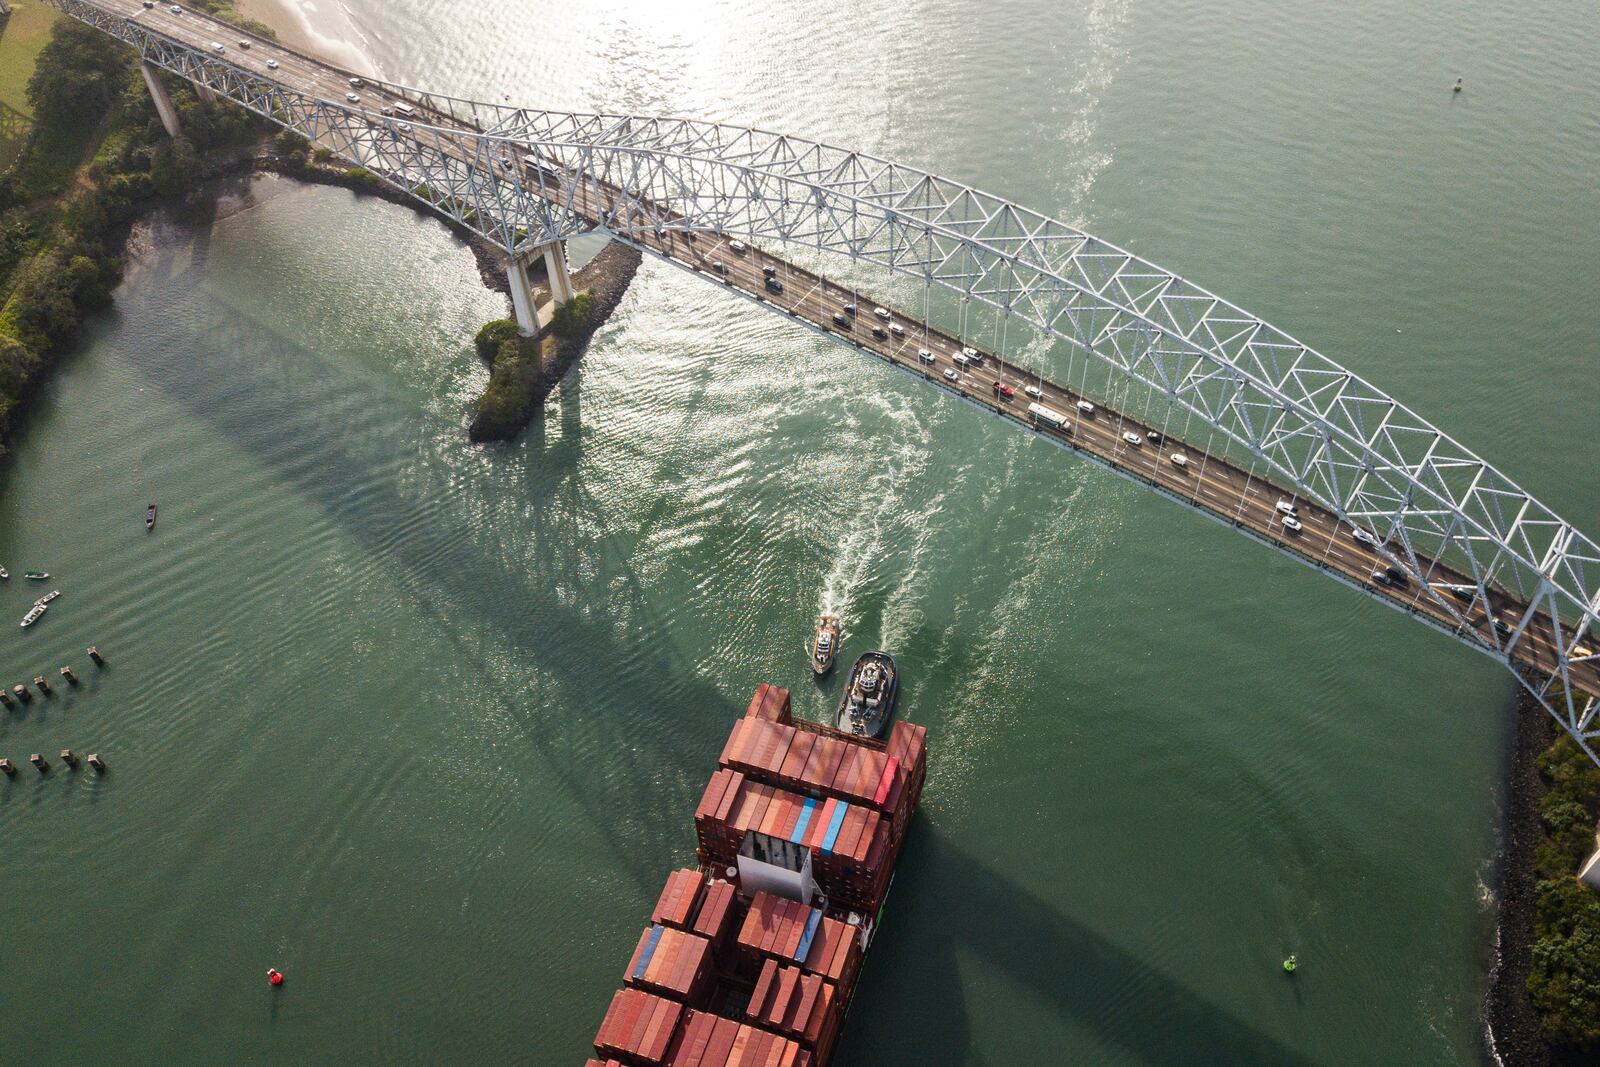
506;241;577;336
140;61;181;138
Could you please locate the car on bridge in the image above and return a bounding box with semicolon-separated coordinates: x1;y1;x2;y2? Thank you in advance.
872;325;888;340
1122;431;1142;447
841;303;856;316
764;277;783;294
831;313;851;329
729;240;747;254
210;41;224;53
1351;526;1380;548
917;349;934;364
1170;452;1189;468
873;307;891;320
961;346;983;365
1024;384;1042;399
890;323;905;337
1281;516;1303;534
993;382;1014;399
1077;400;1096;415
942;368;959;381
1275;499;1298;517
266;59;278;69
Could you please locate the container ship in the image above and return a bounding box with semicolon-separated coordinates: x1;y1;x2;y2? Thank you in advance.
584;681;929;1066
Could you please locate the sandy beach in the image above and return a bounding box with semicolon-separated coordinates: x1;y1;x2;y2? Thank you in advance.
233;0;381;77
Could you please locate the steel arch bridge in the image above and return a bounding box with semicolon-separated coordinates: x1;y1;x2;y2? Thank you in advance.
54;0;1600;760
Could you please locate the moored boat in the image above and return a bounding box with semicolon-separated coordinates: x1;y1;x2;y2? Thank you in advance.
23;571;47;580
834;650;897;738
146;503;157;530
0;566;8;579
811;614;841;676
20;603;45;628
34;590;59;606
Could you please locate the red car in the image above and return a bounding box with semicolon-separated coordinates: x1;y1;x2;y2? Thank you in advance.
992;382;1015;399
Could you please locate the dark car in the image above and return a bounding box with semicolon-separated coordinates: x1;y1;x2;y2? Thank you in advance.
710;260;727;274
762;265;777;278
1447;586;1474;604
1146;429;1164;444
832;313;851;329
1383;565;1410;589
842;303;857;316
1371;570;1397;589
764;277;783;294
872;325;888;340
1493;617;1514;640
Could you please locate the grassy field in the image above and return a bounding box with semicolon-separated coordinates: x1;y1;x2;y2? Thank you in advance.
0;1;60;119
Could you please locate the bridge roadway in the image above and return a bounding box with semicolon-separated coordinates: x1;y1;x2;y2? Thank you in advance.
112;0;1600;701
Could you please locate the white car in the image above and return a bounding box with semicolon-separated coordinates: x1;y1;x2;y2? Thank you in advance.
729;240;747;254
889;323;904;336
266;59;279;69
1170;452;1189;468
1351;526;1379;547
346;92;360;103
1275;499;1298;516
917;349;934;364
873;307;891;320
942;368;959;381
170;4;181;12
1024;385;1042;399
349;77;363;88
1076;400;1096;415
210;41;225;53
961;346;979;361
1122;431;1142;447
1281;516;1303;533
238;39;250;49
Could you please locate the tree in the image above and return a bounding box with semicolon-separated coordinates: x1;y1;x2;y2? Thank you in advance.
26;21;128;130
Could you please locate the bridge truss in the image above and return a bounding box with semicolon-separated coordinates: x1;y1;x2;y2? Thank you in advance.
53;0;1600;759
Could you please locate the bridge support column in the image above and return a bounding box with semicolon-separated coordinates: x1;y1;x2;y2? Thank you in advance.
542;241;575;306
140;61;181;138
506;254;539;337
505;241;577;337
194;82;218;106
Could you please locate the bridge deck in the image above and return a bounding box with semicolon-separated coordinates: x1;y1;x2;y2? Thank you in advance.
93;0;1600;703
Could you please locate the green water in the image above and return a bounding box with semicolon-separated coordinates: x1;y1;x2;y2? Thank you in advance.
4;0;1600;1062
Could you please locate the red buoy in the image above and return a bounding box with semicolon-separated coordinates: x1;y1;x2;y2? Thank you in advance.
267;968;284;987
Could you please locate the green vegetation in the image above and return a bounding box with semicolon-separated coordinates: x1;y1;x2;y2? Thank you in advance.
471;328;545;441
473;318;518;359
0;11;267;458
1527;732;1600;1050
549;290;593;339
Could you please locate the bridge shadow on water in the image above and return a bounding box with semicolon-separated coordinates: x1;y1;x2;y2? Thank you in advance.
851;825;1324;1067
112;197;739;894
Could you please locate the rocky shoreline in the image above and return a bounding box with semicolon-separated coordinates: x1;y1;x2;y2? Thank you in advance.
467;241;642;443
1483;689;1558;1066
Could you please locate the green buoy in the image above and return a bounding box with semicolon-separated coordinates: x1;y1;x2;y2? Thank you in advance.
1283;954;1298;973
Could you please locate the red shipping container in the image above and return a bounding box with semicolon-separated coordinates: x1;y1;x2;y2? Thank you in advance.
653;869;704;930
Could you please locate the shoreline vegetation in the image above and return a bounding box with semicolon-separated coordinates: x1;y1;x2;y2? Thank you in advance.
1487;687;1600;1066
0;4;637;464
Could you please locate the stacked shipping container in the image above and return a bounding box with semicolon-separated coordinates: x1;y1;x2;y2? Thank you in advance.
586;682;928;1066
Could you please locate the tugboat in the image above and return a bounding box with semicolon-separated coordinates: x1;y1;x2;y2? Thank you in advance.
834;650;897;738
145;503;158;530
811;615;841;676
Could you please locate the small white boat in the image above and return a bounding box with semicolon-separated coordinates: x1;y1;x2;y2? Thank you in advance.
0;566;8;579
20;603;45;628
34;590;60;606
